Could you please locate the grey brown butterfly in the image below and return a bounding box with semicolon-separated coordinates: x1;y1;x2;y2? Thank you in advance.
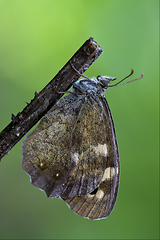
22;66;143;219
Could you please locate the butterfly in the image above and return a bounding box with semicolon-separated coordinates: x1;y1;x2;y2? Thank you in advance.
22;64;143;220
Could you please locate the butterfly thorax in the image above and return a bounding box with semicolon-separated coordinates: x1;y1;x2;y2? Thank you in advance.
72;75;116;96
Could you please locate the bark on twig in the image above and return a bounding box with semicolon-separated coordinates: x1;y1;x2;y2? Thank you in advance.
0;37;103;160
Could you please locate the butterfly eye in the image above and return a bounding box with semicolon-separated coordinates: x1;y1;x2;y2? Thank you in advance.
97;75;101;80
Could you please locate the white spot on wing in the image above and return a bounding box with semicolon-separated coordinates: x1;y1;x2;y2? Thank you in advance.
116;167;119;175
71;152;79;164
70;143;107;164
96;189;104;199
40;162;44;167
93;143;107;156
102;167;115;182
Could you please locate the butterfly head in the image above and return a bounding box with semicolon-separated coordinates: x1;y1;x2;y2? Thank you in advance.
96;75;116;89
72;75;116;96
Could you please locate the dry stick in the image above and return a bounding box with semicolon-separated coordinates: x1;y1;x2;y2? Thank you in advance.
0;37;103;160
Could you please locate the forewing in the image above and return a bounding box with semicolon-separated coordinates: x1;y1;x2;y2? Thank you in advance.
61;97;109;198
62;96;120;219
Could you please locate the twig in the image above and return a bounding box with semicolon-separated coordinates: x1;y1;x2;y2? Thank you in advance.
0;37;103;160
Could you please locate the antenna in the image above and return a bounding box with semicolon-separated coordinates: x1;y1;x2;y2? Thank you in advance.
109;69;144;87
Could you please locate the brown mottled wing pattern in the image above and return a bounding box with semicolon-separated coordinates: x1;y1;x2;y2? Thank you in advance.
22;93;109;199
62;96;120;219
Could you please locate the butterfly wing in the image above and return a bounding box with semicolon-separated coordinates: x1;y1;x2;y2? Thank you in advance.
59;95;109;198
62;96;120;219
22;93;109;198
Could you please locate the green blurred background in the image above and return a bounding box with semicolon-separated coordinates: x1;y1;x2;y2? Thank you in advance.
0;0;159;239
